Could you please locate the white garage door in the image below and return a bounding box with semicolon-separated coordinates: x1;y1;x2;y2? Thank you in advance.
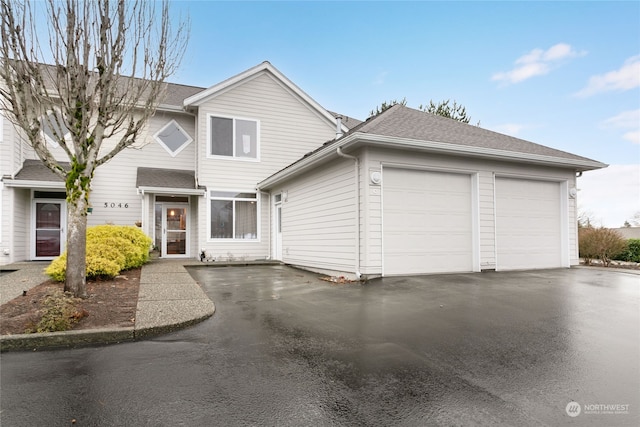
383;168;473;275
496;177;562;270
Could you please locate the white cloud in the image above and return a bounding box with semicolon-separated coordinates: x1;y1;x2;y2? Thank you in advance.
623;130;640;145
574;55;640;97
492;43;586;84
601;109;640;144
490;123;528;136
372;71;388;86
578;164;640;227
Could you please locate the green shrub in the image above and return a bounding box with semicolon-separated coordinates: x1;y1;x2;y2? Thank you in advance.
46;225;153;282
27;290;83;333
614;238;640;263
87;225;151;269
579;227;628;266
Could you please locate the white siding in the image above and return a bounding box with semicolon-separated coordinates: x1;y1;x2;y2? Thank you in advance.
196;72;337;260
196;73;335;187
362;147;576;275
12;189;30;262
276;159;356;274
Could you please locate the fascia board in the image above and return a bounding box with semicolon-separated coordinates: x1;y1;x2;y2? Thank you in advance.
258;132;607;189
183;62;344;131
137;186;205;196
183;62;272;106
359;134;608;171
157;103;187;113
2;180;65;189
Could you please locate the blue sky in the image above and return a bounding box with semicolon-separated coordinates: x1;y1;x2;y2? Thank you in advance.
171;0;639;227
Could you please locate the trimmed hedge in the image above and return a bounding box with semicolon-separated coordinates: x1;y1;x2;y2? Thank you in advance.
46;225;153;282
614;238;640;263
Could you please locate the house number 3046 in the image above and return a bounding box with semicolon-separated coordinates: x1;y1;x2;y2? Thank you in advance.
104;202;129;208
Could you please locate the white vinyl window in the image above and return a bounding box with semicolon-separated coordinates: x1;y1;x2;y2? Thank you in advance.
40;110;71;148
154;119;193;156
208;115;259;160
209;191;258;240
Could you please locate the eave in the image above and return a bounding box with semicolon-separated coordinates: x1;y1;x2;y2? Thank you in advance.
2;179;65;189
136;186;206;196
258;133;608;190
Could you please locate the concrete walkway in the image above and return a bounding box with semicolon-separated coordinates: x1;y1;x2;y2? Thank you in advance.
0;258;218;351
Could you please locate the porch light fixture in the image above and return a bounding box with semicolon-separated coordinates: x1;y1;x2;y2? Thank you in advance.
370;171;382;185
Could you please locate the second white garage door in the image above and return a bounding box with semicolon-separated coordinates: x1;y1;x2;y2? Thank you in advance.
495;177;563;270
383;168;473;275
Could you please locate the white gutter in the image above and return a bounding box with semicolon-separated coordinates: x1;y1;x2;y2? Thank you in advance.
336;146;361;279
359;134;608;170
136;186;205;196
258;132;607;190
2;180;65;189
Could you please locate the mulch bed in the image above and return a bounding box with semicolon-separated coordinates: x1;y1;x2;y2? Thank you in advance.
0;268;140;335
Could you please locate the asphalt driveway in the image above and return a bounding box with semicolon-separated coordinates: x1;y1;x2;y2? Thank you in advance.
1;265;638;426
186;265;639;426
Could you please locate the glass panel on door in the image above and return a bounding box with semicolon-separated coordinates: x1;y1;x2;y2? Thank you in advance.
166;207;187;255
35;202;62;257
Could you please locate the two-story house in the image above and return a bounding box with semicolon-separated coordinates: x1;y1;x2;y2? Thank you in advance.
0;61;606;278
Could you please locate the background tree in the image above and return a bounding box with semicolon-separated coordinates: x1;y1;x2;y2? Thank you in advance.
625;211;640;227
369;97;479;126
369;98;406;117
419;99;479;125
0;0;189;297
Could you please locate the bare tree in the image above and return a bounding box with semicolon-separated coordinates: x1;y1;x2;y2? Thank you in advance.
0;0;188;297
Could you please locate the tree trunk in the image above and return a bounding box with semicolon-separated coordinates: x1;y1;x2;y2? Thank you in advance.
64;184;88;299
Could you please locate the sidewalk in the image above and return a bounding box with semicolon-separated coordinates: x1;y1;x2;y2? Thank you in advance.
0;258;217;352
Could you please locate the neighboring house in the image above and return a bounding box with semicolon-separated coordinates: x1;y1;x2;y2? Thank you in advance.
613;227;640;240
0;61;607;278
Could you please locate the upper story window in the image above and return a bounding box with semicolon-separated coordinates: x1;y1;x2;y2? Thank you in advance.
154;119;193;157
208;114;259;160
41;111;70;148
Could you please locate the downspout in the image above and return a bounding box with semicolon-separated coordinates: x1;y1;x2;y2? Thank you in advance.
336;146;361;279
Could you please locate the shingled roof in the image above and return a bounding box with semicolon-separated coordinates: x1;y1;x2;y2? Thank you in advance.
161;82;206;109
136;167;199;190
349;104;598;162
6;159;68;183
258;104;606;189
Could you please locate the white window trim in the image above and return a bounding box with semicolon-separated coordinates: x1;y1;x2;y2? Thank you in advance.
153;119;193;157
208;189;261;242
206;113;260;162
40;110;72;149
0;182;3;246
30;192;68;260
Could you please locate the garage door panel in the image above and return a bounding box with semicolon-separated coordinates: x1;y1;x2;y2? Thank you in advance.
496;178;562;270
383;169;473;275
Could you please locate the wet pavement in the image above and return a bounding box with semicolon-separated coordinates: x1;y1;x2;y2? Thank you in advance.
1;265;638;426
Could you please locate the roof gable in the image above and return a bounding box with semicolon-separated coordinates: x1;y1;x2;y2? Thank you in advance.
183;61;345;130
